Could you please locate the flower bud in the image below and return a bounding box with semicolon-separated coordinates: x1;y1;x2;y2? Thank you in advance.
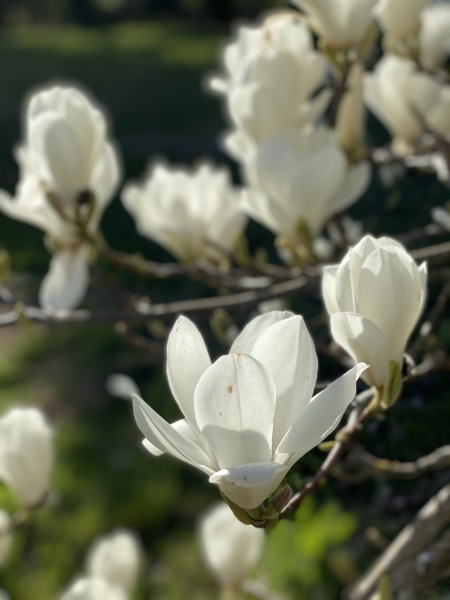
86;529;141;594
420;4;450;70
0;511;12;566
199;503;265;589
322;235;427;405
0;408;53;507
336;62;367;156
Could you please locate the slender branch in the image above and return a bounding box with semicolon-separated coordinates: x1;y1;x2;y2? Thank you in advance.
342;444;450;484
279;389;375;519
410;240;450;262
345;483;450;600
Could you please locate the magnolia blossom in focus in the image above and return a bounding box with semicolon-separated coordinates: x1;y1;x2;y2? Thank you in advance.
241;128;371;247
200;503;265;590
322;236;427;407
86;529;141;594
210;12;330;161
0;407;53;507
420;4;450;70
336;62;367;156
133;312;366;511
364;55;450;154
0;85;120;310
0;511;11;567
376;0;428;42
122;162;247;265
292;0;377;48
60;577;126;600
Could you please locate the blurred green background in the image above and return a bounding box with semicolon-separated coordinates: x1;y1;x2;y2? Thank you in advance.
0;3;450;599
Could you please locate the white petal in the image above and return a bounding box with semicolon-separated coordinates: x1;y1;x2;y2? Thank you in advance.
39;248;89;311
230;311;294;354
132;395;214;475
250;316;318;448
210;462;288;510
330;313;389;387
322;265;340;315
277;363;368;454
329;161;371;216
142;439;164;457
194;354;276;469
166;316;211;432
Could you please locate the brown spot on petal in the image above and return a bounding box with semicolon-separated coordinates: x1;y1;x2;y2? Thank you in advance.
228;385;233;393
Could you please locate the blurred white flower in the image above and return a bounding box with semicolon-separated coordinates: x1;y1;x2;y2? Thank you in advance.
420;4;450;69
0;511;12;567
0;85;120;310
0;407;53;507
292;0;377;48
341;216;364;245
431;206;450;231
211;12;331;160
0;590;10;600
86;529;141;594
364;55;450;154
312;237;335;261
336;62;367;155
60;577;126;600
122;162;247;265
241;128;371;242
376;0;428;41
322;236;427;406
133;312;366;510
200;502;265;589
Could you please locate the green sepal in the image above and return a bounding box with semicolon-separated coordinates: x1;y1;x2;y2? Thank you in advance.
220;492;280;530
220;491;254;526
380;360;403;410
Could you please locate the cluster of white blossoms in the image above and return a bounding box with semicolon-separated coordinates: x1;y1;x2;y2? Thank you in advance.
60;529;141;600
199;502;265;593
0;86;120;311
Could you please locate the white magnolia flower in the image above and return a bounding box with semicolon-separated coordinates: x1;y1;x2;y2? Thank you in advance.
122;162;247;264
431;206;450;231
336;62;367;154
0;407;53;507
133;312;367;510
211;13;330;160
0;85;120;310
420;4;450;70
0;591;10;600
322;236;427;404
0;511;12;567
60;577;126;600
86;529;141;593
364;54;450;154
200;503;265;589
292;0;378;48
376;0;428;41
242;128;371;242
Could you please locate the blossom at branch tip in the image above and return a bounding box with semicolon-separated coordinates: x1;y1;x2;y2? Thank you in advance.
0;85;120;310
241;128;371;243
121;162;247;265
210;12;331;160
336;62;367;156
0;408;53;508
322;235;427;406
364;55;450;155
86;529;141;594
200;503;265;589
419;4;450;70
60;577;127;600
375;0;428;41
0;511;12;567
133;312;367;511
291;0;378;49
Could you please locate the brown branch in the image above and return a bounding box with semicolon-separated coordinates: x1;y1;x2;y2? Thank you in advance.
279;389;375;519
410;240;450;262
342;444;450;484
345;483;450;600
0;274;316;327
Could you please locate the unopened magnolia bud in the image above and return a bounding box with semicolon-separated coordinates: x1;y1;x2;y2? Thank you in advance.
86;529;141;594
199;503;265;589
0;407;53;507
